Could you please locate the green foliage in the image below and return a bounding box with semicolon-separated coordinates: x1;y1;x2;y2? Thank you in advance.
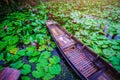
43;73;55;80
21;76;31;80
32;70;45;78
49;56;60;64
46;0;120;72
0;53;4;60
37;59;48;67
31;51;40;56
0;4;61;80
17;49;26;56
6;53;14;61
40;51;51;58
38;45;47;51
26;46;36;52
0;66;3;71
9;48;18;54
29;57;38;63
10;60;24;69
0;41;7;51
49;64;61;75
21;64;31;75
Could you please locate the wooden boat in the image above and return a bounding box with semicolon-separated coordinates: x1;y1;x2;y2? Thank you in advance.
0;67;20;80
46;20;120;80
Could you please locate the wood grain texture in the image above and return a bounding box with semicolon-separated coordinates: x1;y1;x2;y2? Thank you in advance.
0;67;20;80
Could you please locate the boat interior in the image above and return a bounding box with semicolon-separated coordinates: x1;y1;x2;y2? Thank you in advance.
46;21;120;80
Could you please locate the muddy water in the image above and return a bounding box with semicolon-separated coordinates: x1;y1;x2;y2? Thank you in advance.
51;48;80;80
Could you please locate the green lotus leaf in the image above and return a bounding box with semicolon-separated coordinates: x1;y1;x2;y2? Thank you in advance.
40;51;51;58
17;49;26;56
0;53;4;60
49;56;60;64
6;53;15;61
32;70;45;78
21;64;31;75
10;60;24;69
37;59;48;68
26;46;36;52
43;73;55;80
0;41;6;51
9;48;19;54
49;64;61;75
38;45;47;51
21;76;31;80
31;51;40;56
29;57;38;63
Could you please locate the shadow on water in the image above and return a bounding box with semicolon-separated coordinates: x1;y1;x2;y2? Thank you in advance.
51;48;80;80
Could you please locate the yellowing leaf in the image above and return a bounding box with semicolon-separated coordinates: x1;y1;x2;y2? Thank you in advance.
9;48;18;54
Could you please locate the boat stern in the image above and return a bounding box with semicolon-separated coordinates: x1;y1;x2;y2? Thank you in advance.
46;20;55;28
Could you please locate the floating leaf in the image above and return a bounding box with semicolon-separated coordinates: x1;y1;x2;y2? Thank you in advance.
10;60;24;69
17;49;26;56
0;41;6;51
51;42;56;48
114;66;120;71
40;51;51;58
21;76;31;80
31;51;40;56
37;59;48;68
26;51;32;56
109;57;119;65
103;49;116;58
39;39;46;45
26;46;36;52
21;64;31;75
6;53;14;61
29;57;38;63
9;48;19;54
38;45;47;51
32;70;45;78
111;46;120;50
13;54;21;61
31;22;38;26
49;56;60;64
49;64;61;75
43;73;55;80
0;53;4;60
46;46;53;51
3;35;19;45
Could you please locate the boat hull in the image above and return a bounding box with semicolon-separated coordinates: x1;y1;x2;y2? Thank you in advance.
46;20;120;80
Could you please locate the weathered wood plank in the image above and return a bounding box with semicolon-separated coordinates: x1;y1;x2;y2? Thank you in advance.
0;67;20;80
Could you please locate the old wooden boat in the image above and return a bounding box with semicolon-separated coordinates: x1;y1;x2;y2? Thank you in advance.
0;67;20;80
46;20;120;80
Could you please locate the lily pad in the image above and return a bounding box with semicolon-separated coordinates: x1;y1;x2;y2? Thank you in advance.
49;56;60;64
29;57;38;63
40;51;51;58
49;64;61;75
10;60;24;69
37;59;48;68
31;51;40;56
17;49;26;56
21;76;31;80
32;70;45;78
43;73;55;80
21;64;31;75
